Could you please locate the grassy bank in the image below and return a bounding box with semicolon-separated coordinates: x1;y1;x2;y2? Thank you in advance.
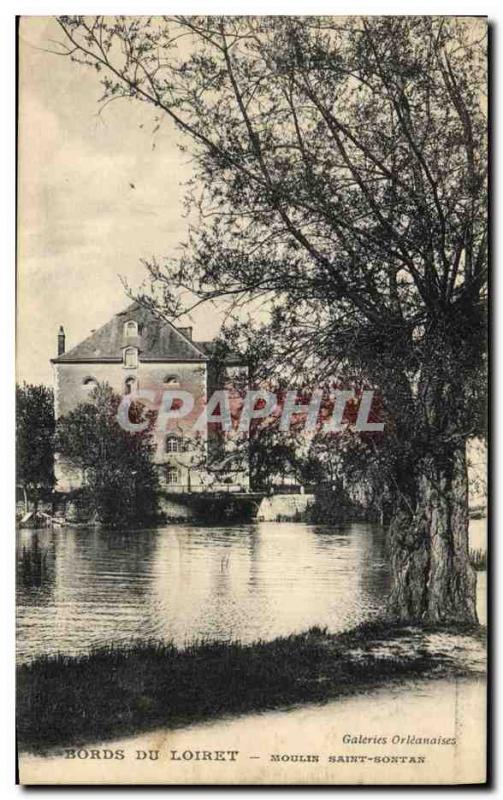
17;621;484;753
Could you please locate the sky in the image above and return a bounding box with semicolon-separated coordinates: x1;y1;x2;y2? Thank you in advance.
17;17;224;385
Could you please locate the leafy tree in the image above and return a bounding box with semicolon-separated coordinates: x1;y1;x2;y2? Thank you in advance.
301;429;394;523
16;383;55;513
248;426;303;493
56;16;487;622
56;383;159;527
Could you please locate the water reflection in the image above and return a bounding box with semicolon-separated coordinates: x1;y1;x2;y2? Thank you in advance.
17;532;56;597
16;520;484;663
17;522;391;662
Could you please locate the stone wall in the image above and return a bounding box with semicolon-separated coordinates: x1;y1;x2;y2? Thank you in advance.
256;494;315;522
54;360;209;491
54;358;250;494
158;494;197;521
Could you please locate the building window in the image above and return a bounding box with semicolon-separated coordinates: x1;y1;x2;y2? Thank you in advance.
124;376;137;395
124;320;138;338
82;376;97;389
163;374;179;385
166;434;182;453
165;466;181;485
124;347;138;368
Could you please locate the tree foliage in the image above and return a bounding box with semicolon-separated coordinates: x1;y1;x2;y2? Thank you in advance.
57;14;486;462
56;16;488;621
16;383;55;510
56;384;159;527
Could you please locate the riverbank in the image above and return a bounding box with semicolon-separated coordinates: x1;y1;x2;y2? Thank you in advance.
17;620;486;754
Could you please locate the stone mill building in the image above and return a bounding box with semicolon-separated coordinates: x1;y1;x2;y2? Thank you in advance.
51;302;249;496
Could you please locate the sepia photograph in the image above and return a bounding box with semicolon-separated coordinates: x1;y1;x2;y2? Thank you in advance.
15;12;488;785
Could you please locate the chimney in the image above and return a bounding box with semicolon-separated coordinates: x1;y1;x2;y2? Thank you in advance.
58;325;65;356
178;326;193;341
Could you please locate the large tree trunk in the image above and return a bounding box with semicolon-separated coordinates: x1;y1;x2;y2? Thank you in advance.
387;443;477;624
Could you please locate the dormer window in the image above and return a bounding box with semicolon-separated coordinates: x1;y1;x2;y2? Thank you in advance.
124;347;138;368
124;320;138;338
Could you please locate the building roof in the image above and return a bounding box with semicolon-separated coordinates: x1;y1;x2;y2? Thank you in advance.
51;302;243;365
195;340;243;366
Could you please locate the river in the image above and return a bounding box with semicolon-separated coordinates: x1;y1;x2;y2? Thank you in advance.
16;519;486;663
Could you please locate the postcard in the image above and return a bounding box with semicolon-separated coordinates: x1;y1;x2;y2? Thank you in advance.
16;15;488;785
